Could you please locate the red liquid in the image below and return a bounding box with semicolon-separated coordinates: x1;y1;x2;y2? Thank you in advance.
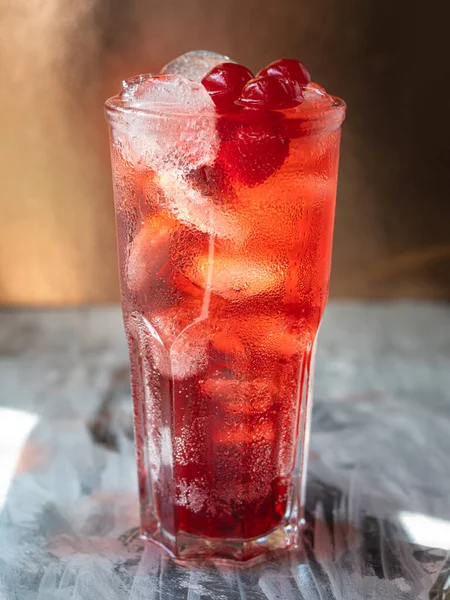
109;99;343;545
129;302;317;539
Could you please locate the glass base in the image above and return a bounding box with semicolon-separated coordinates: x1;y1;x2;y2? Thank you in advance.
141;518;303;563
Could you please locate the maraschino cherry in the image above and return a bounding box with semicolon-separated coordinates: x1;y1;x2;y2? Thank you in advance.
238;75;303;110
201;57;312;186
256;58;311;86
201;63;253;112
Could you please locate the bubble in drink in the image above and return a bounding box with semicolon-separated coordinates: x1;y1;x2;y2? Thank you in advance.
161;50;233;83
114;74;219;172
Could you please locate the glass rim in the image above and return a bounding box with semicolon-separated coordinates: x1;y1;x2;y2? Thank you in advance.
105;96;346;122
104;75;346;123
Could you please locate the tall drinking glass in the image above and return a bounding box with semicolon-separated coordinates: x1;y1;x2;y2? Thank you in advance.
105;76;345;561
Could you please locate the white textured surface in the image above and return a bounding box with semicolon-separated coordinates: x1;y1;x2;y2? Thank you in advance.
0;302;449;599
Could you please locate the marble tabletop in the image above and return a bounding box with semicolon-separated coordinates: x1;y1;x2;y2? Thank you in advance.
0;302;449;600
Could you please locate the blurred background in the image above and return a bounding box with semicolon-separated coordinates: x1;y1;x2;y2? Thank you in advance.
0;0;449;305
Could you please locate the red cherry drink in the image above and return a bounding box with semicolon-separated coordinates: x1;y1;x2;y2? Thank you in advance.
105;52;346;561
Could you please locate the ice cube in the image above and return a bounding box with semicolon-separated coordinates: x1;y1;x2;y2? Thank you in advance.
161;50;233;83
131;306;209;380
213;315;310;358
127;213;173;295
186;252;286;301
157;170;240;238
301;82;335;109
213;420;275;445
113;74;219;173
120;74;147;102
201;378;276;414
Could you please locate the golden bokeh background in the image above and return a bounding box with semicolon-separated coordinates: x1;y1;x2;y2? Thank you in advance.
0;0;449;305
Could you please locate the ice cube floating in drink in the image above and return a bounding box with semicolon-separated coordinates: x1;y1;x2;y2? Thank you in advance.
105;51;346;561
